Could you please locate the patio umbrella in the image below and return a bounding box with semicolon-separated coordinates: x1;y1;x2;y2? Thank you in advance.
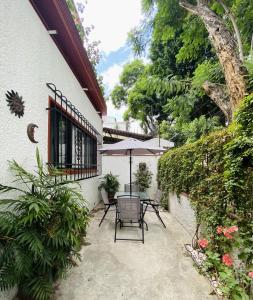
99;138;166;195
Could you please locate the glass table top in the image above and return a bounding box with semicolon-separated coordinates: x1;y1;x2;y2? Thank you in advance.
115;191;149;200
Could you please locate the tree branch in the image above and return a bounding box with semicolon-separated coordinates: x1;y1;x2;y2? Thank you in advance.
216;0;244;62
179;0;199;15
202;81;232;122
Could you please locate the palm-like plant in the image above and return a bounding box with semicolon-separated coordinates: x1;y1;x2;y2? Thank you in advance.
98;173;120;199
0;149;89;300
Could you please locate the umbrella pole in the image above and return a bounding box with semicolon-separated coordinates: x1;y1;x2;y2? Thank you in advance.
130;149;132;196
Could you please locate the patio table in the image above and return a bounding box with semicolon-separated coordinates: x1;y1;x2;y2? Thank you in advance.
115;191;148;201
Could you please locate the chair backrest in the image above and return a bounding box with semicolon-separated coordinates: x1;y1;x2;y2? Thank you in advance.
155;189;162;204
100;188;110;205
117;196;141;222
124;183;139;193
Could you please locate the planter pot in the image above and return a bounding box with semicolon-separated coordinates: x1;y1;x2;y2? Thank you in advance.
108;192;116;202
17;291;35;300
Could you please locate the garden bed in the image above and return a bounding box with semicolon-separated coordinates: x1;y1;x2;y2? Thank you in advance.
185;244;223;299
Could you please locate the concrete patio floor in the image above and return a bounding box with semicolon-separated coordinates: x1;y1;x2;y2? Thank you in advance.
55;204;216;300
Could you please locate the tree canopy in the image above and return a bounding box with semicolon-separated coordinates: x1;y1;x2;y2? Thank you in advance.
110;0;253;145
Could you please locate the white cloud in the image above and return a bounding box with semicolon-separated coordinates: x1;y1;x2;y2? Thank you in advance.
101;63;123;90
82;0;142;54
106;99;127;121
101;61;128;121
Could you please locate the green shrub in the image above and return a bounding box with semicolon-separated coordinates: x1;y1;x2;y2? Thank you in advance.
158;95;253;298
0;149;89;300
134;162;152;192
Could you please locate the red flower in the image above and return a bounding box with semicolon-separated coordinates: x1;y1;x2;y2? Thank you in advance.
216;226;223;234
223;229;233;239
248;271;253;279
227;225;238;233
222;254;233;267
198;239;209;249
223;225;238;239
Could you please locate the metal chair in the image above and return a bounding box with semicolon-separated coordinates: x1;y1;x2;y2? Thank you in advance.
114;196;145;243
124;183;139;193
98;188;116;227
142;190;166;228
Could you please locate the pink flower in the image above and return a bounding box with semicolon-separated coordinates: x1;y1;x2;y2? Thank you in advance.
223;225;238;239
216;226;223;234
248;271;253;279
222;254;233;267
223;229;233;239
227;225;238;233
198;239;209;249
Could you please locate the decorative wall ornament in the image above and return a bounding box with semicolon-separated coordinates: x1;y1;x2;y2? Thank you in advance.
5;90;25;118
27;123;39;143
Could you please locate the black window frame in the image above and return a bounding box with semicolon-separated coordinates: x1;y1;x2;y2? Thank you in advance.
47;83;101;181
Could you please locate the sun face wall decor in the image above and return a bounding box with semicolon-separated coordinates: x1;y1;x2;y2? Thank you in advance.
5;90;25;118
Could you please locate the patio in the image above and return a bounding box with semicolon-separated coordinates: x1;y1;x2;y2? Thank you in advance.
54;205;216;300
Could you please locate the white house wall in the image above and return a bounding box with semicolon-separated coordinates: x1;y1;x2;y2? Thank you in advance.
0;1;102;210
102;155;160;199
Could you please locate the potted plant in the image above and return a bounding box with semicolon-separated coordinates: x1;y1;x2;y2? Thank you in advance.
134;162;153;192
99;172;120;200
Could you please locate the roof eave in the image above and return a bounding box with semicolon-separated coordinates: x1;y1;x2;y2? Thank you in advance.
30;0;107;116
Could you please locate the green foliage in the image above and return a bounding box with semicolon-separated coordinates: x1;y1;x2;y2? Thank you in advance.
181;115;223;144
134;162;153;192
0;149;89;300
99;173;120;197
111;60;146;110
120;60;146;89
202;227;253;299
230;0;253;53
160;114;223;146
125;0;253;142
111;85;127;109
111;56;192;134
125;0;228;138
176;16;212;63
158;95;253;298
192;60;224;88
245;53;253;92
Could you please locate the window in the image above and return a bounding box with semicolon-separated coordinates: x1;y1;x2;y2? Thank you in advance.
47;83;101;180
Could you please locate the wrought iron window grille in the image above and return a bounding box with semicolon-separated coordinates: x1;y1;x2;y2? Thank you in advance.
46;83;102;181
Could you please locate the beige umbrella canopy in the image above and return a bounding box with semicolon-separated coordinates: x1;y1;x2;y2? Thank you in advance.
99;138;166;194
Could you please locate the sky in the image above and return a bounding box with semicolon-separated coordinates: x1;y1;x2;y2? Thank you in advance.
79;0;143;122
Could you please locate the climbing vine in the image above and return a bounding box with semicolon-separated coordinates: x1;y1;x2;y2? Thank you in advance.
158;95;253;298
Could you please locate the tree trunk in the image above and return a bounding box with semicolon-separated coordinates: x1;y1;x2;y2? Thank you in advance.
202;81;232;122
179;0;247;120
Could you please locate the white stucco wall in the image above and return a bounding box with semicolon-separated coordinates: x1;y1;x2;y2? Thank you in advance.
168;192;196;236
102;155;160;199
0;1;102;210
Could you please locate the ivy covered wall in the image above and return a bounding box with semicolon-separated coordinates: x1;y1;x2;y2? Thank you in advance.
158;95;253;298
